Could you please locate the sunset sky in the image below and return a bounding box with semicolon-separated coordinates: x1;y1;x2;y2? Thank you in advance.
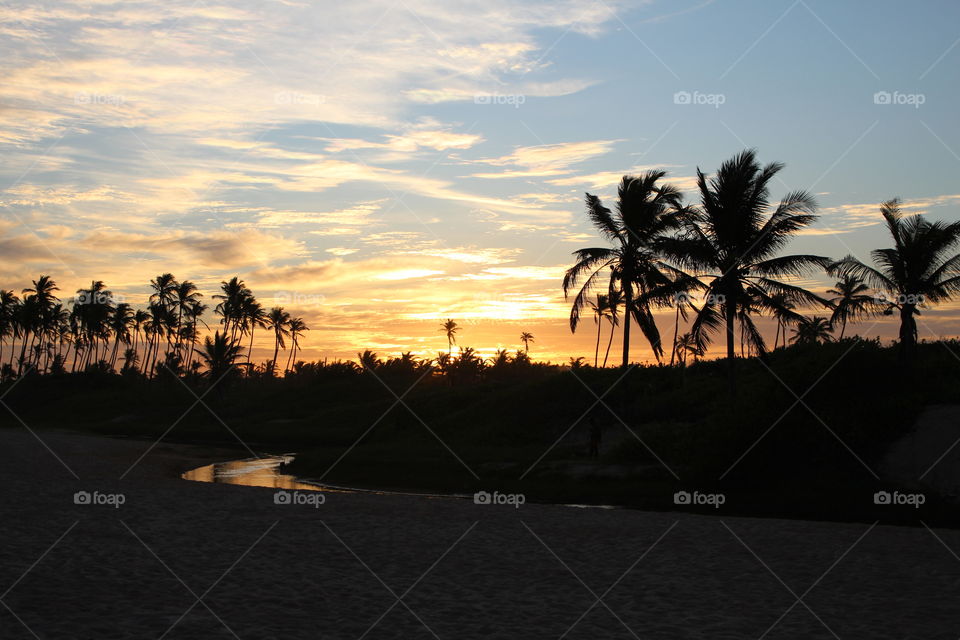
3;0;960;363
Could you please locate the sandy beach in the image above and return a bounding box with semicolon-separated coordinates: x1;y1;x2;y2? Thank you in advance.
1;427;958;639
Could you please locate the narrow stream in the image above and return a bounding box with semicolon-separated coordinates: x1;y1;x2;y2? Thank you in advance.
182;455;619;509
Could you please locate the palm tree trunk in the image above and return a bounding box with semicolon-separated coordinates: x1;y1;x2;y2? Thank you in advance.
621;283;632;369
594;320;601;367
247;325;255;366
725;295;737;396
272;333;280;376
839;318;847;340
899;304;917;360
603;320;615;367
669;305;680;366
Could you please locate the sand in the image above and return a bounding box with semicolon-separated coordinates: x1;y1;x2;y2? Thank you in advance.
1;427;959;639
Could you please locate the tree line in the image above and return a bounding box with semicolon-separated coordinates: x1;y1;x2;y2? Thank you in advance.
565;149;960;390
0;274;308;379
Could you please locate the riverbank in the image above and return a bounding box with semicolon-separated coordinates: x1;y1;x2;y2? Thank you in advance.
1;426;959;638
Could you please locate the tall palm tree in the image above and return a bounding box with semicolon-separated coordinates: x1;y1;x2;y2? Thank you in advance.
267;306;290;375
601;289;623;368
240;295;267;366
657;150;829;391
213;277;250;342
587;294;610;366
173;280;202;355
0;290;20;368
563;172;687;367
285;317;308;372
520;331;534;354
109;303;135;368
20;275;59;371
441;319;459;352
830;199;960;358
826;274;875;339
791;316;834;345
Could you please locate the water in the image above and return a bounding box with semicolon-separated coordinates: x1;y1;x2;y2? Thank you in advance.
182;455;620;509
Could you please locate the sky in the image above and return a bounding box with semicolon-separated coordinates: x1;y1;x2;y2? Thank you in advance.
2;0;960;364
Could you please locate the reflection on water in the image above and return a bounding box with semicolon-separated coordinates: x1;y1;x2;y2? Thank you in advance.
182;455;620;509
182;455;326;492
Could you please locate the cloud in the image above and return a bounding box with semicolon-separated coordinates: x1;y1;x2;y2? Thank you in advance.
470;140;622;178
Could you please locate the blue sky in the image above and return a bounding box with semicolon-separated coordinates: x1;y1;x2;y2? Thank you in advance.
2;0;959;361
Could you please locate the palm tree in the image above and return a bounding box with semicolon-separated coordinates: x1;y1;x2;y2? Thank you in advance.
601;289;623;367
830;200;960;358
240;295;266;366
109;303;135;368
825;274;876;339
267;306;290;375
520;331;534;354
0;290;20;368
172;280;202;355
441;319;459;352
285;317;308;372
200;331;244;381
791;316;834;345
587;295;610;366
20;275;60;371
563;172;687;368
213;277;250;342
657;150;829;391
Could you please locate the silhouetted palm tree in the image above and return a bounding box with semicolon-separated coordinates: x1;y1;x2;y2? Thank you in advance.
564;172;688;367
830;199;960;357
213;277;250;342
173;280;202;355
601;289;623;368
285;317;308;372
587;294;610;367
657;150;829;392
826;274;875;339
200;331;243;381
267;306;290;375
20;275;59;371
441;319;459;352
791;316;834;345
109;302;134;367
240;295;266;366
520;331;534;354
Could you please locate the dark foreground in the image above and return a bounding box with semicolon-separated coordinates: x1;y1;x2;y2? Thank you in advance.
1;427;959;639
